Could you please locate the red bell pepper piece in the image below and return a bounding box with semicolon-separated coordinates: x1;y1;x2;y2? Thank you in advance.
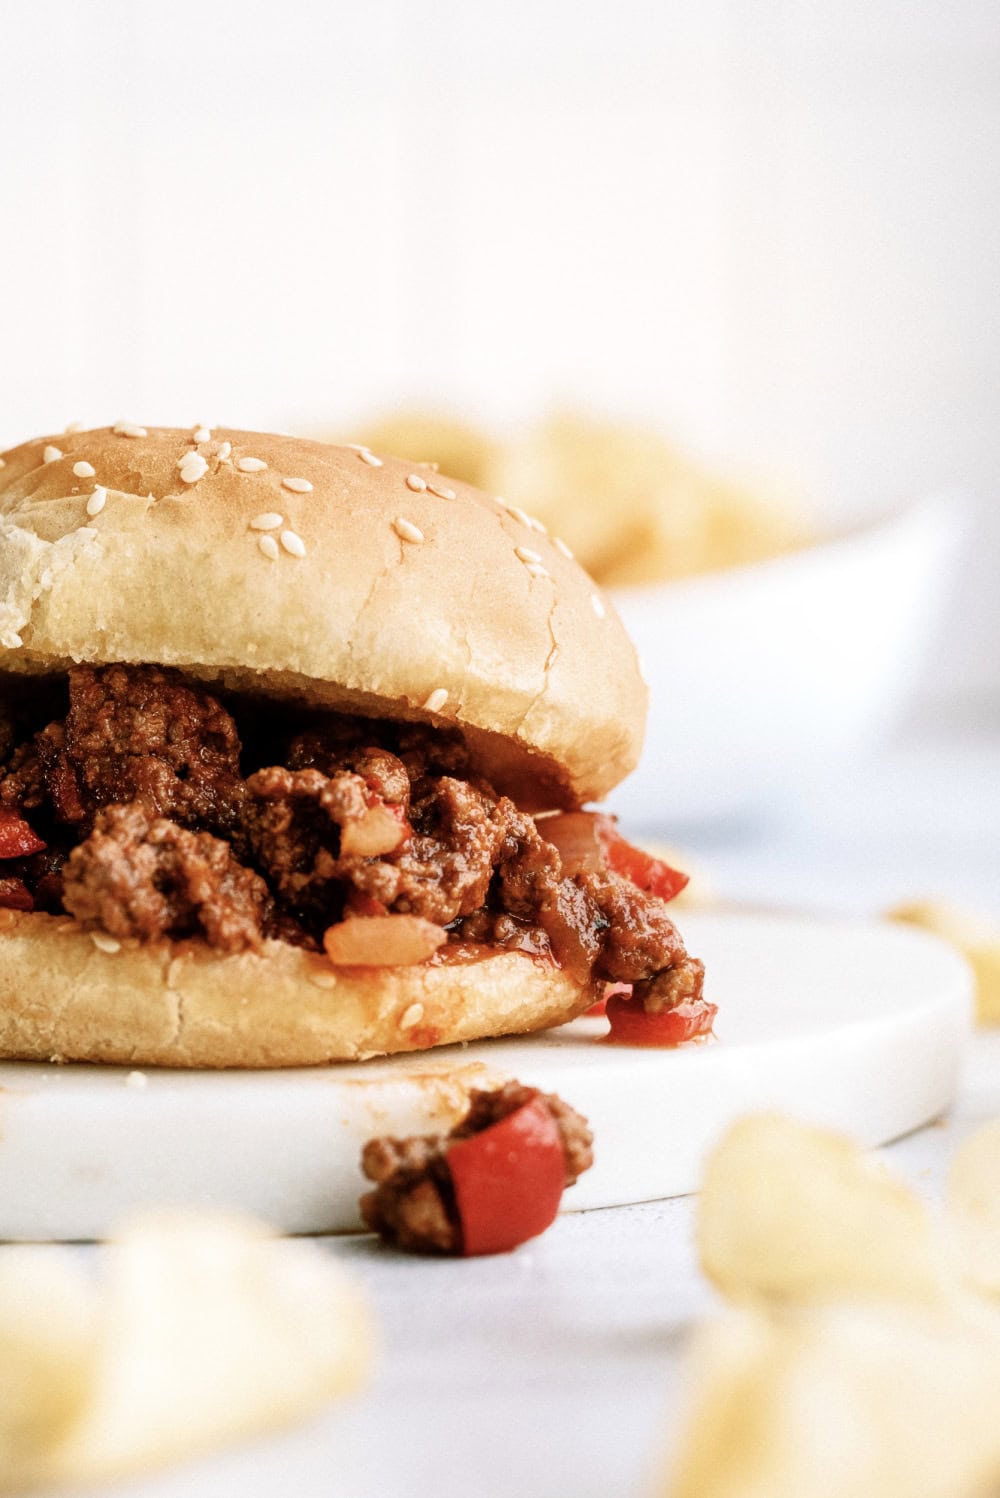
605;992;717;1047
596;816;689;902
0;809;46;860
0;877;34;911
447;1096;567;1256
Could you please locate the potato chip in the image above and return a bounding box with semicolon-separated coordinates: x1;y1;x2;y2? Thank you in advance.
698;1114;952;1306
890;902;1000;1024
0;1212;369;1491
667;1303;1000;1498
947;1118;1000;1297
0;1249;98;1488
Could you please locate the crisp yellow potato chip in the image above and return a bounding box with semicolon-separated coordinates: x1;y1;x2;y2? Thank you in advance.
948;1118;1000;1298
667;1303;1000;1498
698;1114;952;1306
0;1249;98;1488
890;902;1000;1024
2;1212;370;1492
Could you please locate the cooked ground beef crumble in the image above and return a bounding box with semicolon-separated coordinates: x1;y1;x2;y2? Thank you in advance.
360;1080;594;1254
0;665;704;1011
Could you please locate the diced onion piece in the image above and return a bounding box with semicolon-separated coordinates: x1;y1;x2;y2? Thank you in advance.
538;812;606;875
339;806;408;858
323;915;446;967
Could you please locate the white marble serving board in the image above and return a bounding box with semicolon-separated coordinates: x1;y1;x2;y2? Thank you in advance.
0;911;972;1241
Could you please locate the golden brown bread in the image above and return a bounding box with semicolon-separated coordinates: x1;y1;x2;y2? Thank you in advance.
0;425;646;809
0;912;599;1068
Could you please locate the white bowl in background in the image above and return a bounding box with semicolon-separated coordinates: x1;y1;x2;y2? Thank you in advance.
607;496;965;827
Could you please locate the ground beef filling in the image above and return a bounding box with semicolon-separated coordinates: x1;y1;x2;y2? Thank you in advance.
360;1081;594;1253
62;803;269;954
0;665;702;1002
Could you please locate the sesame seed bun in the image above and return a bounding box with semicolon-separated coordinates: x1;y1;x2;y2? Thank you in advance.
0;912;599;1068
0;425;646;808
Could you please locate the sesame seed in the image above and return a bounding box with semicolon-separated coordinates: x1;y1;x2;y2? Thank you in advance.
73;460;96;479
237;456;268;473
217;441;232;461
113;422;147;438
405;473;427;492
280;529;306;557
506;503;546;533
524;562;550;579
43;445;63;464
258;534;280;561
192;426;212;443
309;970;338;990
591;593;606;618
125;1070;148;1089
394;517;424;544
0;458;5;469
428;482;456;500
515;546;542;564
249;511;283;531
179;453;209;484
400;1002;425;1030
423;687;448;713
553;536;573;559
419;461;440;472
86;487;107;517
282;476;313;494
358;449;382;467
90;931;121;954
64;421;84;433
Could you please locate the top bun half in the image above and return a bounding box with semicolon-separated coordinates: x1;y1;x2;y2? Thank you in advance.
0;426;645;808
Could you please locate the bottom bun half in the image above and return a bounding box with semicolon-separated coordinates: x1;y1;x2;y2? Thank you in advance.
0;913;598;1068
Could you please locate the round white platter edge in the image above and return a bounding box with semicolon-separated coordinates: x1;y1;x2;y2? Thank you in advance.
0;911;973;1241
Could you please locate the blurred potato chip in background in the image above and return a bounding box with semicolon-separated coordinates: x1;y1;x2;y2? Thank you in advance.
0;1250;98;1489
890;902;1000;1024
667;1303;1000;1498
698;1113;953;1307
948;1119;1000;1298
350;409;810;587
665;1112;1000;1498
0;1212;370;1492
354;411;499;495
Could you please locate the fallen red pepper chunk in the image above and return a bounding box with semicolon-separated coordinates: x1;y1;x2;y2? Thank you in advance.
0;809;46;860
0;877;34;912
448;1096;568;1256
605;992;717;1047
596;816;689;902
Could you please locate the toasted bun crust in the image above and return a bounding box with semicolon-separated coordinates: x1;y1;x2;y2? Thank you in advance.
0;426;646;807
0;913;598;1068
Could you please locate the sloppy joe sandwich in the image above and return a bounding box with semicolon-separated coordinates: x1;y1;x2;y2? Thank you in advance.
0;425;708;1067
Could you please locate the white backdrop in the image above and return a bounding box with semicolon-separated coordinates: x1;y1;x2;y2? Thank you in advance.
1;0;998;705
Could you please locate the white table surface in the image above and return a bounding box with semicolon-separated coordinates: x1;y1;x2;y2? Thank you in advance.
15;726;1000;1498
